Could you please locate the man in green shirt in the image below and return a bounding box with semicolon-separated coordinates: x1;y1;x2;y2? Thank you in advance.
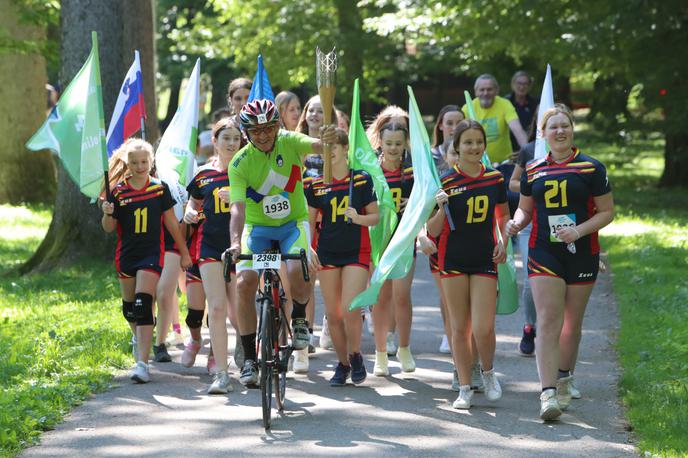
228;99;336;386
462;74;529;164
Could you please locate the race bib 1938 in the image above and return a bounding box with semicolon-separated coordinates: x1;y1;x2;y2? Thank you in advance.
262;194;291;219
548;213;576;242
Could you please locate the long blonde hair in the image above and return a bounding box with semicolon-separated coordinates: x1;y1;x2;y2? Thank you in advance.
104;138;155;197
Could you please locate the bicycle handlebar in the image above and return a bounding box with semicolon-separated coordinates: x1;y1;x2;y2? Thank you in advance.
223;248;310;283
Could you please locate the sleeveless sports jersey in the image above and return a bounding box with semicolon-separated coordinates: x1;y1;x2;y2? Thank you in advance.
438;164;507;271
187;163;231;256
305;170;376;260
229;129;313;227
382;164;414;220
521;148;611;255
111;177;176;267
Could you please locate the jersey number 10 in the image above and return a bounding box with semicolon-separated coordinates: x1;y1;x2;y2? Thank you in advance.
212;188;231;213
134;207;148;233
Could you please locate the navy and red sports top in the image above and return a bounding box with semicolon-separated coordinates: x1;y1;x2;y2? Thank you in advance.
438;164;507;268
186;163;231;253
382;164;414;220
305;170;376;256
521;148;611;254
111;177;176;260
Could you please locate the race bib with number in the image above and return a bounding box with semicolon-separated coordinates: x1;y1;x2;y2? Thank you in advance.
252;253;281;269
262;194;291;219
548;213;576;242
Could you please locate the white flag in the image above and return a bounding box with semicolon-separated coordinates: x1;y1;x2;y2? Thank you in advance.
534;64;555;160
155;58;200;219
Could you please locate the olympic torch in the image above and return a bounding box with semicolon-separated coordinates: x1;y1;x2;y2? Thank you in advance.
316;47;337;183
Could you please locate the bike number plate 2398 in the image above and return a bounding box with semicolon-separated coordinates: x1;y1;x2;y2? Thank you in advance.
253;253;281;269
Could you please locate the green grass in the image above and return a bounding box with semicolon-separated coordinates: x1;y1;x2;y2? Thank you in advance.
0;204;131;457
577;128;688;456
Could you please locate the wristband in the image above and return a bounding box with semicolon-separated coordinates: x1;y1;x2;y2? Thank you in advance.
572;227;581;240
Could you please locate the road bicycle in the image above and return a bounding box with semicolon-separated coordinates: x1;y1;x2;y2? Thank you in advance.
224;248;309;429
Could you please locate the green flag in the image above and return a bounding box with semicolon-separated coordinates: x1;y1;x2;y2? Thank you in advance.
350;86;440;310
155;58;200;187
462;92;519;314
348;79;398;267
26;32;108;200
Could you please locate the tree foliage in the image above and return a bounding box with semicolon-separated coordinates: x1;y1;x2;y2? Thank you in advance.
174;0;409;107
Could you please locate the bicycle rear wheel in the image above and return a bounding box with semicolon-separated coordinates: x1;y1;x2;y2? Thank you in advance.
259;302;274;430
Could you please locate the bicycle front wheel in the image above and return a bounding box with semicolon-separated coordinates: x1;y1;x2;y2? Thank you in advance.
274;307;289;411
259;302;274;430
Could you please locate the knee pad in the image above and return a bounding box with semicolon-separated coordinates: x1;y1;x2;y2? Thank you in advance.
122;300;136;323
185;308;204;329
134;293;155;326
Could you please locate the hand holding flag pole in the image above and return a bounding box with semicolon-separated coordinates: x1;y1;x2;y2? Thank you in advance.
316;47;337;183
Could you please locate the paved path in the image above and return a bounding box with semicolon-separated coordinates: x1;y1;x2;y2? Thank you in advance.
23;255;636;457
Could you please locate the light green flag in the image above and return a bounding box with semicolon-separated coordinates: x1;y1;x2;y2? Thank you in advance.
350;86;440;310
26;32;108;200
348;79;398;267
155;58;200;186
463;91;518;315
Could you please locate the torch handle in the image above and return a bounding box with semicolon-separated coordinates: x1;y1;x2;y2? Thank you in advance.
318;85;335;183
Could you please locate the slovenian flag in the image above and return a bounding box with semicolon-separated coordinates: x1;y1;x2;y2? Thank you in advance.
106;50;146;157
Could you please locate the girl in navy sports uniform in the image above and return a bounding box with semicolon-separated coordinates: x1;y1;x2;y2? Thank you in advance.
371;122;417;376
506;104;614;420
101;139;192;383
184;117;244;394
428;120;508;410
305;128;379;386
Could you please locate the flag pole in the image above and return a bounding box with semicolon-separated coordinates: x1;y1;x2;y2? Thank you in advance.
136;51;147;142
92;31;112;202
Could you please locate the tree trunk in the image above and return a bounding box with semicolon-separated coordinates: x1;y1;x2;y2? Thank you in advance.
0;0;56;204
123;0;159;144
162;74;181;132
659;130;688;187
23;0;157;272
334;0;364;109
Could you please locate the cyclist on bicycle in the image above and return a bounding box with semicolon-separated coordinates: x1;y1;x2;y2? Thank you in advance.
228;99;337;386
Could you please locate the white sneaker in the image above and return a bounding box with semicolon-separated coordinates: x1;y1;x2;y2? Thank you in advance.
471;364;484;392
451;369;460;392
556;376;572;410
320;316;334;350
540;388;562;421
373;351;389;376
439;335;451;354
569;376;581;399
365;307;374;335
481;368;502;401
293;348;309;374
396;346;416;372
207;370;233;394
130;361;150;384
386;332;397;356
452;385;473;409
